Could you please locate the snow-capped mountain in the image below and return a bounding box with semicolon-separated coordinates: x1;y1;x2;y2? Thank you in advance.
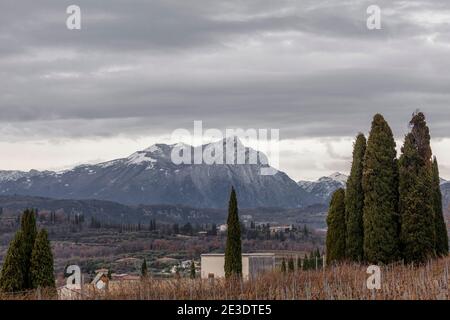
0;137;311;209
297;172;348;205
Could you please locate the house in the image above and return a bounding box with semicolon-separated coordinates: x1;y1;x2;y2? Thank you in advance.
269;225;293;234
200;253;275;280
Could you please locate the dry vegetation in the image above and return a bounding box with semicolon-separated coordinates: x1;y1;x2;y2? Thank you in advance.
3;256;450;300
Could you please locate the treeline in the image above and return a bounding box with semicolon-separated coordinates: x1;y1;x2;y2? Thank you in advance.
280;249;324;273
326;112;448;265
0;209;55;294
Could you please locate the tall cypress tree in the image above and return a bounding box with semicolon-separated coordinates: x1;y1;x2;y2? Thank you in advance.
21;209;37;289
326;188;347;265
141;258;148;278
224;187;242;278
363;114;399;264
399;133;436;263
190;260;196;279
287;257;295;272
30;229;55;289
345;133;366;261
410;112;432;167
280;258;286;273
432;157;449;256
0;231;25;293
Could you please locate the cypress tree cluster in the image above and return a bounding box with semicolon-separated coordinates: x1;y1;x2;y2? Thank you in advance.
0;209;55;293
224;187;242;278
326;112;448;265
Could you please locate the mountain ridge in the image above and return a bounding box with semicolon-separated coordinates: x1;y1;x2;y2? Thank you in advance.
0;137;310;209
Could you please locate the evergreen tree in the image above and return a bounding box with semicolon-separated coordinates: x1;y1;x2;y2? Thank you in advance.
224;187;242;278
280;258;286;273
141;259;148;278
399;134;435;263
345;133;366;261
363;114;399;264
20;209;37;289
314;248;323;268
190;260;196;279
0;232;25;293
210;223;217;236
326;189;347;265
309;251;315;268
296;256;302;271
30;229;55;289
287;257;295;272
410;112;432;166
302;254;309;271
432;157;448;256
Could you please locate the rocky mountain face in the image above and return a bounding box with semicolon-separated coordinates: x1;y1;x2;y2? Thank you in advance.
0;137;310;209
297;172;348;205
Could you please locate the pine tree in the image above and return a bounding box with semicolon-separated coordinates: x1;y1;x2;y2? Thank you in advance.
20;209;37;289
326;188;347;265
287;257;295;272
363;114;399;264
30;229;55;289
296;256;302;271
190;260;196;279
345;133;366;261
280;258;286;273
0;232;25;293
432;157;448;256
141;259;148;278
224;187;242;278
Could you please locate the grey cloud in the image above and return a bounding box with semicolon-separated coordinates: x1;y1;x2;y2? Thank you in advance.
1;0;450;142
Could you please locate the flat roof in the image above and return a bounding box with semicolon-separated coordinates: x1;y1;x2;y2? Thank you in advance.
201;253;275;257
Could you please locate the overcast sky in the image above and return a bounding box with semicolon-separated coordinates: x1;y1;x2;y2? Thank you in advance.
1;0;450;181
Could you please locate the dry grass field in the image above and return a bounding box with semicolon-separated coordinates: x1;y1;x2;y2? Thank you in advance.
2;256;449;300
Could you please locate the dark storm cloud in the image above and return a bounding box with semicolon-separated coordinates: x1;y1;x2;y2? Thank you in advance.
1;0;450;142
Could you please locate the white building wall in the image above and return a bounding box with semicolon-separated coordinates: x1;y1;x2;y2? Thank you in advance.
201;255;225;279
201;254;274;280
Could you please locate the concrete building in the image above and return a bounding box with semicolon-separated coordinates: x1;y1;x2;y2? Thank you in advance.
200;253;275;280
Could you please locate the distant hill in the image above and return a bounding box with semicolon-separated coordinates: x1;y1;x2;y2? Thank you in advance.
0;194;329;227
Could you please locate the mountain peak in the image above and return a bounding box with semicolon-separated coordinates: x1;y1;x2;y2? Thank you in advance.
143;144;165;153
328;172;348;183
